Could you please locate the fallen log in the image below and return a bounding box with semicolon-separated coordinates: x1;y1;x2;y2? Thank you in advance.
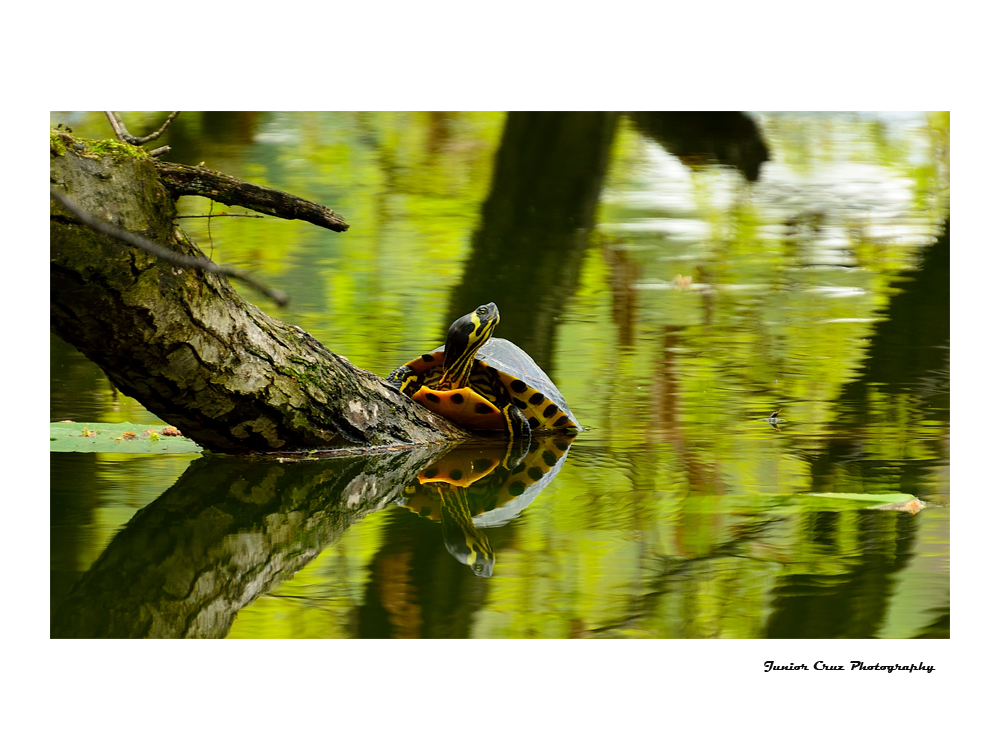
49;130;467;453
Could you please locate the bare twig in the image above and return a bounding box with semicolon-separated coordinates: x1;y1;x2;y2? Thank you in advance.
148;145;171;158
156;162;350;232
176;214;265;219
105;111;180;146
104;111;127;140
132;111;179;144
50;187;289;307
207;201;215;257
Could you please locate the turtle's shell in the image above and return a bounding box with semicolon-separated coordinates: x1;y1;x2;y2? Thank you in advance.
399;338;579;432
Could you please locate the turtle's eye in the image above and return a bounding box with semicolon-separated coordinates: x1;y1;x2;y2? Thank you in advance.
477;306;488;316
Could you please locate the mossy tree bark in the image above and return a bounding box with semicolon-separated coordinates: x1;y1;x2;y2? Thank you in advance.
49;131;467;453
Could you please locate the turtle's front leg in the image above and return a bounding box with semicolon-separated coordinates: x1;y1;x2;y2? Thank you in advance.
501;403;532;440
386;364;418;394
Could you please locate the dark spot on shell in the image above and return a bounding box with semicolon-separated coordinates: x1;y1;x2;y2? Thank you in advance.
512;462;526;475
424;467;439;478
510;379;527;393
528;466;544;481
474;403;493;414
528;417;540;429
543;404;558;418
419;506;431;516
449;469;463;481
553;415;569;428
450;393;464;404
424;392;440;403
529;392;545;406
508;481;526;496
554;438;569;452
513;398;528;409
421;353;435;362
473;458;493;472
542;450;557;467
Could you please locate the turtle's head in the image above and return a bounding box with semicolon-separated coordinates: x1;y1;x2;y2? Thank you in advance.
440;500;496;578
440;303;499;388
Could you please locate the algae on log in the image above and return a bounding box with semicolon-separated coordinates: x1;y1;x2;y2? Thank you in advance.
49;131;467;453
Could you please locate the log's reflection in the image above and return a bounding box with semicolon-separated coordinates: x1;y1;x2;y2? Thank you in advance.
51;445;447;638
51;435;575;638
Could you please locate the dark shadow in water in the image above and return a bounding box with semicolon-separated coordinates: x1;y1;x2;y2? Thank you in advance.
628;112;770;182
448;111;770;374
769;222;949;638
50;453;97;615
357;508;489;639
448;112;620;371
914;609;950;639
847;220;949;400
810;220;950;497
765;510;919;638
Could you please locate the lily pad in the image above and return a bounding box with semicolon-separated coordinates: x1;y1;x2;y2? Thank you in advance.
50;422;202;454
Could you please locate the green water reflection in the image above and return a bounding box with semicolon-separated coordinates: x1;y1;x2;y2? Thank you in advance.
50;111;949;638
50;438;947;639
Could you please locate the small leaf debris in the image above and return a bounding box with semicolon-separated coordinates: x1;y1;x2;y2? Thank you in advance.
875;498;926;514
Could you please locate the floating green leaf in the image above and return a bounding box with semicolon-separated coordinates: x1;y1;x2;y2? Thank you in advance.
778;492;923;513
50;422;202;454
804;492;916;503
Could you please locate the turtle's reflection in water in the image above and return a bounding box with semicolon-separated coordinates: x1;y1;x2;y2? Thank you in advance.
400;434;576;577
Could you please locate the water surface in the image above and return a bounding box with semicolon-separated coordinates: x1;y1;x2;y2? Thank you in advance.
50;111;949;638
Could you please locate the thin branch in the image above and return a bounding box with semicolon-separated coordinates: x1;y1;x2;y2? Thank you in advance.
131;111;180;144
156;162;350;232
50;187;289;307
105;111;180;146
176;214;265;219
207;201;215;258
148;145;171;158
105;111;127;140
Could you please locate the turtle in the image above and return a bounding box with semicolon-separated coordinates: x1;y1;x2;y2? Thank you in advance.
387;302;579;438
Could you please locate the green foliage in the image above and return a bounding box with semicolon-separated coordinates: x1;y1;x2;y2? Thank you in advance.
49;130;67;156
85;138;152;161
